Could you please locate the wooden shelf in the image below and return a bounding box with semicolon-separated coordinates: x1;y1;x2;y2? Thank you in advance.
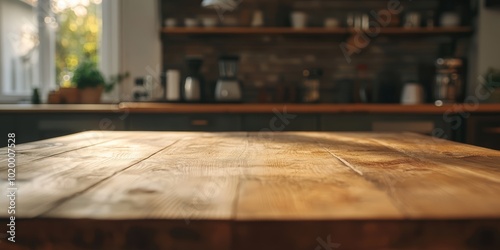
161;27;473;36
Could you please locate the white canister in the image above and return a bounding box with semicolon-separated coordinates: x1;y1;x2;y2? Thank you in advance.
166;70;181;101
164;18;177;27
291;11;308;28
440;12;460;27
401;82;424;105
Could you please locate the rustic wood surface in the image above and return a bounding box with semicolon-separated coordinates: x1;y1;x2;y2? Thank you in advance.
1;131;500;249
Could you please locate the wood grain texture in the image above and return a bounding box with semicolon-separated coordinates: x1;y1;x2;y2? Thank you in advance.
45;133;246;220
0;131;125;170
316;132;500;218
1;131;500;249
236;132;403;220
0;132;185;218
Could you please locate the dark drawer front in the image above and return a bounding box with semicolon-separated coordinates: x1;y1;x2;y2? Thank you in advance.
467;115;500;150
321;114;371;131
129;114;242;132
11;114;126;144
243;114;318;131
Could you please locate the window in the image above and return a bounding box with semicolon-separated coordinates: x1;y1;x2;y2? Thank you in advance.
53;0;102;87
0;0;39;99
0;0;116;102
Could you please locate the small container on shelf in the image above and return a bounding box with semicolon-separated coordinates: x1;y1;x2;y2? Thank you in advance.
301;68;322;103
164;18;177;27
290;11;308;29
133;78;149;102
201;16;218;27
184;18;199;28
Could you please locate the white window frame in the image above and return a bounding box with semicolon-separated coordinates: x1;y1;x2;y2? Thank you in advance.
100;0;121;103
0;0;41;103
0;0;120;103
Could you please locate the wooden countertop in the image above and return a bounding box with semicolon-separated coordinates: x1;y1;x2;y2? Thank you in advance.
0;104;119;113
1;103;500;114
119;103;500;114
2;131;500;249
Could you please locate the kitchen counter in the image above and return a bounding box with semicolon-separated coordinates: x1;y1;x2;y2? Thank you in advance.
0;104;119;113
1;131;499;249
1;103;500;114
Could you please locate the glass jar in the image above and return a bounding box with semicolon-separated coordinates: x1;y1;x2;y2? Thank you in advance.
301;68;322;103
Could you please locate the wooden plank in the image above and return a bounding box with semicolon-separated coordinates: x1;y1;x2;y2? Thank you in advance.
365;132;500;181
43;133;247;220
315;132;500;218
0;131;126;169
236;132;402;220
0;132;185;218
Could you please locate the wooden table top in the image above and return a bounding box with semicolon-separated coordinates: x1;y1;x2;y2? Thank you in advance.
2;131;500;249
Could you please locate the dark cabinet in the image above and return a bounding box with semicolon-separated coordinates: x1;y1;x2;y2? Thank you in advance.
321;114;457;140
129;114;242;132
35;114;126;139
5;114;126;145
243;114;318;131
321;114;372;131
467;115;500;150
2;111;489;148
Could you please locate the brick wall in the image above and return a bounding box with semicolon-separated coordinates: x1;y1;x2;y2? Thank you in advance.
161;0;472;103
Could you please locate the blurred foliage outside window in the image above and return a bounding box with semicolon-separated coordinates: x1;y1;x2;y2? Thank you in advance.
53;0;102;87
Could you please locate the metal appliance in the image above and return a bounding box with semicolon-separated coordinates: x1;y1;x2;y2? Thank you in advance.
183;57;204;102
215;55;242;102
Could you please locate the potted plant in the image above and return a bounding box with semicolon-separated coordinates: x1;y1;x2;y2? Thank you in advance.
73;61;129;104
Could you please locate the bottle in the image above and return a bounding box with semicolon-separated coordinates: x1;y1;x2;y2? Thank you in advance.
301;68;322;103
133;78;149;102
144;75;155;101
333;65;355;103
31;88;41;104
355;64;372;103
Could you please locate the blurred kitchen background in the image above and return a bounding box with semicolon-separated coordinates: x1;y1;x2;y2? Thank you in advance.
1;0;500;149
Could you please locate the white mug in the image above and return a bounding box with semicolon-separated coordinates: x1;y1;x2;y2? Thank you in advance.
401;83;424;104
164;18;177;27
184;18;199;27
291;11;308;28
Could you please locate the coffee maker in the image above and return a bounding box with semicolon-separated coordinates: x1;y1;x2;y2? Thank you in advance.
215;56;242;102
183;57;204;102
